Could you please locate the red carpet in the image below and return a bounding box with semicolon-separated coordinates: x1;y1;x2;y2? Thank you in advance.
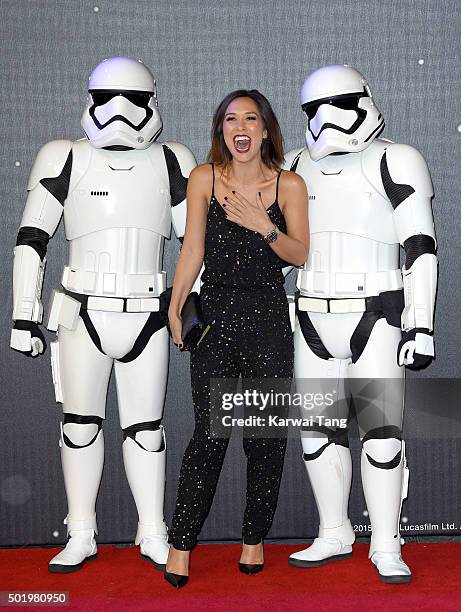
0;543;460;611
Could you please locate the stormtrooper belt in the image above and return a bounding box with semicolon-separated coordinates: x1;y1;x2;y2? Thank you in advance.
64;290;161;313
297;294;387;315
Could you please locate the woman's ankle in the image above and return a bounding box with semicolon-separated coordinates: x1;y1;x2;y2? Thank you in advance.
240;541;264;563
166;547;190;572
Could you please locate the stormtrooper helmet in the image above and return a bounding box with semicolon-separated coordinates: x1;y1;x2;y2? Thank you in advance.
81;56;162;149
300;65;384;161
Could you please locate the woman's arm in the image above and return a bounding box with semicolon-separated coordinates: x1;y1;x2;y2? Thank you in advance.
168;164;210;346
266;171;309;266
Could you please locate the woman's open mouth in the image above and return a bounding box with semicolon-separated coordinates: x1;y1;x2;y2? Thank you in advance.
233;135;251;153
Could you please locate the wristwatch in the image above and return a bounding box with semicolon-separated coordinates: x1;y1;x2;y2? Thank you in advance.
263;224;280;244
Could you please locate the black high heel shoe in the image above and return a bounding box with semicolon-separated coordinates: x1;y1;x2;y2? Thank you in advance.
164;571;189;588
238;561;264;575
164;547;190;588
239;541;264;575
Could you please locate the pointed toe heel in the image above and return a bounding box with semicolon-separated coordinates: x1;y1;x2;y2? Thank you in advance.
239;562;264;575
164;571;189;588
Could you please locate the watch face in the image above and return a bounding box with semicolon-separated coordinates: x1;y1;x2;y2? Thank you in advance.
264;227;278;243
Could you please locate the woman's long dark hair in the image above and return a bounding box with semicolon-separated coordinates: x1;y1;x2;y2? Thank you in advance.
208;89;284;171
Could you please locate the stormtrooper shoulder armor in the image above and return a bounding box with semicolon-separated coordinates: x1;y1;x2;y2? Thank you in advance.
381;143;433;199
162;142;196;239
380;143;435;245
23;139;73;234
27;140;73;191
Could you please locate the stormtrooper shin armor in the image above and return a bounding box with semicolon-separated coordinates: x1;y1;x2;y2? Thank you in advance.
11;57;196;572
286;65;437;582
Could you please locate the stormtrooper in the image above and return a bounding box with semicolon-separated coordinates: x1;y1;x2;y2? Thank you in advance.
10;57;196;573
285;65;437;583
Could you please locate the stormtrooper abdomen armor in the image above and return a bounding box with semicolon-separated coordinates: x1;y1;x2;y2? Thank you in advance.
294;141;401;299
62;140;174;298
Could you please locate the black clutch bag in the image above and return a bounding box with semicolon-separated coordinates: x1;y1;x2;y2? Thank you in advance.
161;288;210;351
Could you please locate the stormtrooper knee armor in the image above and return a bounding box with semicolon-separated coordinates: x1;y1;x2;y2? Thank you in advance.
11;57;196;572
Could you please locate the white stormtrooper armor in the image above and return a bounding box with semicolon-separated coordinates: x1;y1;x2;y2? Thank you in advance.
11;57;196;573
285;65;437;583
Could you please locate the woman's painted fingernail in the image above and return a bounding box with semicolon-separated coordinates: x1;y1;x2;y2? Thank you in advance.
258;191;261;196
232;190;235;194
224;196;228;200
222;203;226;207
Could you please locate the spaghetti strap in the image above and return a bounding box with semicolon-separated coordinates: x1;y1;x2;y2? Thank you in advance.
275;170;282;202
210;163;215;199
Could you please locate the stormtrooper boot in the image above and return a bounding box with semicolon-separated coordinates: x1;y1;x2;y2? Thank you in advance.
289;443;355;567
49;422;103;573
361;439;411;584
48;528;97;573
122;428;169;571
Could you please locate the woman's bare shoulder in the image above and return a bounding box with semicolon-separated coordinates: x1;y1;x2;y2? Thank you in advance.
188;163;214;200
280;169;307;192
278;170;307;213
189;163;213;181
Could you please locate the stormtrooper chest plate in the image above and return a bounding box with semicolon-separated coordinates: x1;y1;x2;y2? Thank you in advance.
64;142;171;240
299;152;398;244
295;148;402;297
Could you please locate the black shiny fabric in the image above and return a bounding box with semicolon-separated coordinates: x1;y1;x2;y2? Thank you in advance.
169;169;294;549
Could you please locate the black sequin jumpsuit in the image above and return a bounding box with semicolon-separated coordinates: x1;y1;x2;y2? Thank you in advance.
169;165;294;549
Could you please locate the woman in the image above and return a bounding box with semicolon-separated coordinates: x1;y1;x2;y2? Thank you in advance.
166;89;308;587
